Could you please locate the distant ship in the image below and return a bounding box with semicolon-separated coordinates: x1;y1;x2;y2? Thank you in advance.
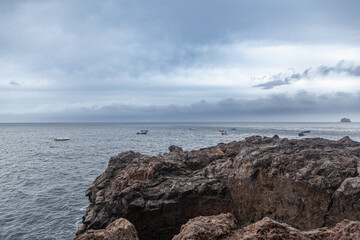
340;118;351;123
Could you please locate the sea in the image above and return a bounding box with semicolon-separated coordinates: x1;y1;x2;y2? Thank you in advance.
1;122;359;240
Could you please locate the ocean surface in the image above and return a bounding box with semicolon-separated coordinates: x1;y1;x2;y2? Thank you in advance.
1;122;359;240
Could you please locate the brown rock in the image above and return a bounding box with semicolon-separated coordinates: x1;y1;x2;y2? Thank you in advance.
174;213;360;239
327;177;360;226
228;217;308;240
77;136;360;239
172;213;237;240
227;215;360;240
304;219;360;239
225;136;360;229
75;218;139;240
78;148;234;239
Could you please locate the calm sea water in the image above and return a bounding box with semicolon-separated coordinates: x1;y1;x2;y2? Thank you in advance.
1;122;359;240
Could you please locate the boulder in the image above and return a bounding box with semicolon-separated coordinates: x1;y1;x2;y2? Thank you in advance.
75;218;138;240
172;213;236;240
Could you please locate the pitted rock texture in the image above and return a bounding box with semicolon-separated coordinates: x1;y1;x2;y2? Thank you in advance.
77;136;360;240
75;218;139;240
174;213;360;240
223;215;360;240
172;213;237;240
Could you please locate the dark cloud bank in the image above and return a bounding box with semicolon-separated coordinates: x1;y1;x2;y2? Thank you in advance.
253;60;360;89
3;91;359;122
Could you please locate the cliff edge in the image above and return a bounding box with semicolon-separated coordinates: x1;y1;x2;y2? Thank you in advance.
76;136;360;239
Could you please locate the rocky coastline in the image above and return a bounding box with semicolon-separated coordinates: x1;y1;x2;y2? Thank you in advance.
76;135;360;239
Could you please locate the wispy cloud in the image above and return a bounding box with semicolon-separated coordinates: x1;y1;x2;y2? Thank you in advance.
253;69;310;89
318;60;360;76
9;80;21;86
253;60;360;89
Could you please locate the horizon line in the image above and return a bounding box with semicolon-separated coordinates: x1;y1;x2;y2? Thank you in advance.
0;121;356;124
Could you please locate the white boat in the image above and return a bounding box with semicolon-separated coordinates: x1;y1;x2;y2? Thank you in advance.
136;130;148;134
54;137;70;141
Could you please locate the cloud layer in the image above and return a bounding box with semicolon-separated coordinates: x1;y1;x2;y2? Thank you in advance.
3;91;359;122
0;1;360;122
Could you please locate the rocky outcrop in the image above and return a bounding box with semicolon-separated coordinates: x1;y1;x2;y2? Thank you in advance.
77;136;360;239
172;213;237;240
75;218;139;240
224;136;360;229
175;213;360;240
341;118;351;123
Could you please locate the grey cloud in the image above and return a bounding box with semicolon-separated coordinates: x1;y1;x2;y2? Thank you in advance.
1;0;360;85
1;1;360;121
253;69;310;89
254;60;360;90
252;80;290;90
318;60;360;76
3;91;359;122
9;80;21;86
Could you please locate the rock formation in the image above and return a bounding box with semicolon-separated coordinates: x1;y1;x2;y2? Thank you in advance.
75;218;139;240
76;135;360;239
173;213;360;240
341;118;351;123
172;213;236;240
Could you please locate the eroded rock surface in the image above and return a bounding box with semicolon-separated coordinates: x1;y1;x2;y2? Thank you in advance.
75;218;139;240
174;213;360;240
77;136;360;239
172;213;237;240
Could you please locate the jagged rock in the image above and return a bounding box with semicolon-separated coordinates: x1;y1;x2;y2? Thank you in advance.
75;218;139;240
168;145;183;153
174;213;360;239
227;215;360;239
172;213;236;240
327;177;360;226
225;136;360;229
77;136;360;239
225;217;308;240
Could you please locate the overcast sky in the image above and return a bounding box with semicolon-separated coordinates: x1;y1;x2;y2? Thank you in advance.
1;0;360;122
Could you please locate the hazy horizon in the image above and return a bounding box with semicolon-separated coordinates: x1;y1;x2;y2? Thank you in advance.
0;120;357;124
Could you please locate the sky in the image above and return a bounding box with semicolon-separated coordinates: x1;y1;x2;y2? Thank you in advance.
1;0;360;122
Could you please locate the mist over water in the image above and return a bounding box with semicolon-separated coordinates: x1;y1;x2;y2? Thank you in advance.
1;122;359;240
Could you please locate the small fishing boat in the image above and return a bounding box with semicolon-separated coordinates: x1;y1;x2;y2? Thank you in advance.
54;137;70;141
221;131;228;135
136;130;149;134
219;129;225;132
298;130;310;137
